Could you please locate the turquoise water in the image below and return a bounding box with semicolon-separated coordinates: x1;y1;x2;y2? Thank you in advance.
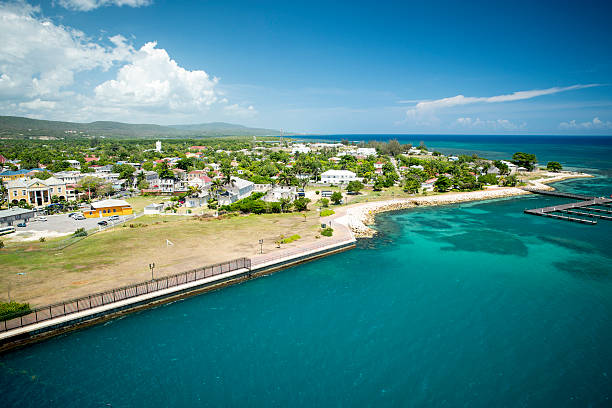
1;136;611;407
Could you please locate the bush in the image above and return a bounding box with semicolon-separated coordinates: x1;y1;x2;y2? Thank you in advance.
39;237;45;242
478;173;498;185
73;227;87;237
0;301;31;320
330;191;342;204
320;198;329;207
293;197;311;211
281;234;301;244
315;190;320;195
0;240;4;249
320;209;335;217
187;209;192;214
321;227;334;237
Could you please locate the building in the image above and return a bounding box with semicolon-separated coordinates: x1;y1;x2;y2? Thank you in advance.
54;170;85;185
6;177;69;207
217;177;255;205
263;186;298;202
143;203;164;215
421;178;438;192
155;140;162;153
187;170;212;188
0;169;31;184
291;144;311;154
356;147;377;157
66;159;81;169
320;170;358;184
0;207;37;227
83;199;133;218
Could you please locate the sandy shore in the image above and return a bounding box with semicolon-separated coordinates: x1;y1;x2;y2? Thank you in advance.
330;171;593;238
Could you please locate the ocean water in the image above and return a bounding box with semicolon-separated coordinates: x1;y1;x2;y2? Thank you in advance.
1;136;611;407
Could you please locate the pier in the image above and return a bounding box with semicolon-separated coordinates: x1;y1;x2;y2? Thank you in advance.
523;189;612;225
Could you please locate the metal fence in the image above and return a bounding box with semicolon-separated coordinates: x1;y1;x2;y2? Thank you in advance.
1;257;251;333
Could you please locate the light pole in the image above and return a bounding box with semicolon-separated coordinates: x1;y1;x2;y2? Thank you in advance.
149;262;155;281
258;239;263;254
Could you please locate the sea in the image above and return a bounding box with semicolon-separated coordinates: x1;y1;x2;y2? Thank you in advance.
1;135;611;407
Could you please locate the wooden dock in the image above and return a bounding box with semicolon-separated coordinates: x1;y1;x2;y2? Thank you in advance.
523;192;612;225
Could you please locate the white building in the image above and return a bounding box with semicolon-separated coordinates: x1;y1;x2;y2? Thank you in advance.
218;177;255;205
291;144;311;154
320;170;358;184
356;147;377;157
66;159;81;169
155;140;162;153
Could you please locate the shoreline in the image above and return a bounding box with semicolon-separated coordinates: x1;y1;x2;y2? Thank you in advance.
330;171;593;238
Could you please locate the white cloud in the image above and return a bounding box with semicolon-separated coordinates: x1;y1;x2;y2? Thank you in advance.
0;3;132;100
58;0;152;11
406;84;600;120
559;117;612;129
223;103;258;118
454;117;527;130
0;4;254;123
94;42;219;112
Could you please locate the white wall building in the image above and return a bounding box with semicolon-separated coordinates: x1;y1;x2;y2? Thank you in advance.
320;170;358;184
155;140;162;153
356;147;377;157
291;144;311;154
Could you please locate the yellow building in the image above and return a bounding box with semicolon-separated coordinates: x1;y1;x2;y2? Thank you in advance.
6;177;69;207
83;199;133;218
0;169;31;184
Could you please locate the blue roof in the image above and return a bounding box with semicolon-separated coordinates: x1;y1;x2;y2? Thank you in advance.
0;169;31;176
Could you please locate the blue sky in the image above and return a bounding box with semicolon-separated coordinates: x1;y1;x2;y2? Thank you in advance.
1;0;611;134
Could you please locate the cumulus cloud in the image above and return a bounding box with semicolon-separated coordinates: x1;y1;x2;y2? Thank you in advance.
454;117;527;130
0;3;255;123
58;0;152;11
406;84;599;120
94;42;219;112
0;3;132;100
559;117;612;129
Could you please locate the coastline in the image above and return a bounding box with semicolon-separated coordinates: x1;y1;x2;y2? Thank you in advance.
330;171;593;238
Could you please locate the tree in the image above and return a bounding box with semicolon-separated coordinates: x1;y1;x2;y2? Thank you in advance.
175;158;193;171
79;176;105;198
346;180;363;194
373;177;384;191
330;191;343;205
156;162;174;179
293;197;311;211
478;173;498;185
33;171;52;180
319;198;329;207
434;176;452;192
112;164;136;180
403;176;420;194
512;152;537;171
494;160;509;175
502;175;519;187
279;198;293;213
546;161;562;172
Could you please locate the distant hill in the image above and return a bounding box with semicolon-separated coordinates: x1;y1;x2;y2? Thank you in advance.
0;116;283;139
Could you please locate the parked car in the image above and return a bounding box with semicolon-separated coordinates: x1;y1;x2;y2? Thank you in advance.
68;212;77;218
97;220;108;226
16;222;27;227
73;215;86;220
34;216;47;222
108;215;120;221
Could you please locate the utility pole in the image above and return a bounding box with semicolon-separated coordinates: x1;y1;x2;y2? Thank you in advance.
149;263;155;281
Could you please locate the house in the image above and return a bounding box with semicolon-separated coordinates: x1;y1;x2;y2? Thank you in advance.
328;157;341;164
83;199;133;218
421;178;438;192
6;177;70;207
66;159;81;169
320;170;357;184
185;194;209;208
0;169;31;184
84;155;99;163
374;161;384;169
0;207;37;227
143;203;163;215
487;166;500;175
291;144;311;154
217;177;255;205
356;147;377;157
263;186;298;202
187;170;212;188
54;170;84;185
410;165;425;171
448;156;459;162
0;154;8;164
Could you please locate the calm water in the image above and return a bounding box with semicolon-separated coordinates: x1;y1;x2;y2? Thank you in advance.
1;136;611;407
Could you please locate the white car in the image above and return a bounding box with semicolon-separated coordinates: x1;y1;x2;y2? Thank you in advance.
73;214;86;220
34;216;48;222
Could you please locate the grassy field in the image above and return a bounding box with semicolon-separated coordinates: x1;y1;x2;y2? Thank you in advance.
0;211;322;307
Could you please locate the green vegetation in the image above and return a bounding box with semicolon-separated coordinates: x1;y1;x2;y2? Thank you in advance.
280;234;301;244
321;227;334;237
0;301;31;320
331;191;343;205
434;176;452;192
478;173;498;185
512;152;538;171
346;180;364;194
546;161;563;172
320;209;335;217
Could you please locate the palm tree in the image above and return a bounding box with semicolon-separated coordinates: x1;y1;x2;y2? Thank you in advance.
278;172;293;187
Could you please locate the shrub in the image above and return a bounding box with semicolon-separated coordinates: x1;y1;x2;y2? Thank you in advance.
320;209;335;217
315;190;320;195
39;237;45;242
0;240;4;249
330;191;342;205
320;198;329;207
187;209;192;214
0;301;31;320
281;234;301;244
321;227;334;237
293;197;311;211
73;227;87;237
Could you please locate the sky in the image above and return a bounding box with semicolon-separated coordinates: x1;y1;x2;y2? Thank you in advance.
1;0;611;134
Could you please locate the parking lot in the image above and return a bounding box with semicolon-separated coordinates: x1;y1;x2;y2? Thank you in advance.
16;214;127;234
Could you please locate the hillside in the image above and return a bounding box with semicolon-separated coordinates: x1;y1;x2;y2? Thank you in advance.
0;116;283;139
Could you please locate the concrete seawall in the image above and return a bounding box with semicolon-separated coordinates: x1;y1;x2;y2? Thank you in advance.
0;237;356;353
